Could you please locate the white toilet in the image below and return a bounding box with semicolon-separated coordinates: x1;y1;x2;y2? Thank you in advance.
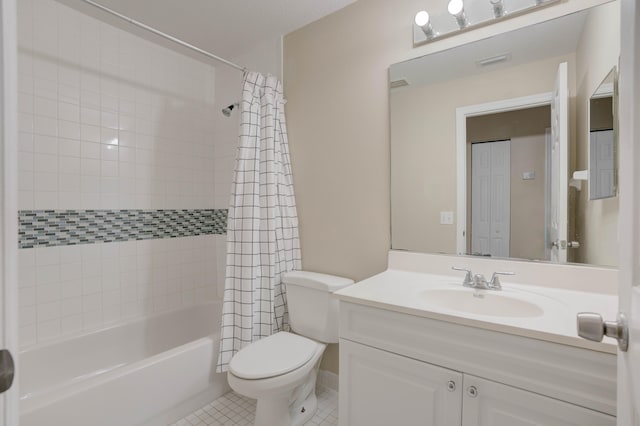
227;271;353;426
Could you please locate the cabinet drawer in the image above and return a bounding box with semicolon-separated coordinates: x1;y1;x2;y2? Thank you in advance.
340;301;616;415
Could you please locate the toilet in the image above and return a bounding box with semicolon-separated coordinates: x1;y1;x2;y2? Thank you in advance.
227;271;353;426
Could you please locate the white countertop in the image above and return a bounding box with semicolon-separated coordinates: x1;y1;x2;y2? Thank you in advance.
335;269;619;354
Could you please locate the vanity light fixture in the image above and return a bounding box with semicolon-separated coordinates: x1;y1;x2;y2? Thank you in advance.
490;0;505;18
413;0;560;47
414;10;435;39
448;0;469;29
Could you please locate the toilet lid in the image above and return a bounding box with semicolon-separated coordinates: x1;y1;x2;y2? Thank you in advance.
229;332;318;380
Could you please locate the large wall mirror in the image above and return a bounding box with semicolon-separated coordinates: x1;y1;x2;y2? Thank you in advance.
390;1;620;267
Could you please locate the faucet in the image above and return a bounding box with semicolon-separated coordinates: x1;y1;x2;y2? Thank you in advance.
488;271;515;290
451;267;514;290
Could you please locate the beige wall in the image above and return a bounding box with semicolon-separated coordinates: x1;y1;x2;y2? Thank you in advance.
284;0;613;373
575;1;620;266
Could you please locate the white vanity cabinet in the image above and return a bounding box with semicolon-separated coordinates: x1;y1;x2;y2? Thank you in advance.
461;375;615;426
338;301;616;426
340;339;462;426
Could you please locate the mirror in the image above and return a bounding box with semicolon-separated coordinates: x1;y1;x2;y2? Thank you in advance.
390;1;620;267
589;68;617;200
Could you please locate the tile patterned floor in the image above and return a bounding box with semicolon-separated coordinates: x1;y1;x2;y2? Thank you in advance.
171;386;338;426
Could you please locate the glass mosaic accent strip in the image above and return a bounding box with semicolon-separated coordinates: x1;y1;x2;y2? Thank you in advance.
18;209;228;249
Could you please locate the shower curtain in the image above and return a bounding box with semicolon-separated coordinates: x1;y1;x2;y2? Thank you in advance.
216;72;301;373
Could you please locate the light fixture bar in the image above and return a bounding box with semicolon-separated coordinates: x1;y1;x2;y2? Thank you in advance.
413;0;560;46
490;0;506;18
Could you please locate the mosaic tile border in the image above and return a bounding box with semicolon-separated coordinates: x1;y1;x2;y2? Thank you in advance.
19;209;228;249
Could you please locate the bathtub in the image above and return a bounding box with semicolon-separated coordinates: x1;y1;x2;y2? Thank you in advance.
19;302;230;426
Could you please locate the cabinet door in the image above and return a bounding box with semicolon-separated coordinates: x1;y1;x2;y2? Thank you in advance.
461;375;615;426
339;339;462;426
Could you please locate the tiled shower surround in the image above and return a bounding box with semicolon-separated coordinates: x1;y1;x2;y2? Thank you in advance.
17;0;238;346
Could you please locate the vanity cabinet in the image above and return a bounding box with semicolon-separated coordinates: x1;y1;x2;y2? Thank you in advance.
461;375;614;426
340;339;462;426
339;301;616;426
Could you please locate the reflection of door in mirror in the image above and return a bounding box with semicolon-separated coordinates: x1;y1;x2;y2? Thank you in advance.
461;63;568;263
467;108;550;261
470;140;510;258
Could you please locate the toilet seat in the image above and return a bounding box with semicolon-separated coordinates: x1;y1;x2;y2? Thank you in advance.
229;332;318;380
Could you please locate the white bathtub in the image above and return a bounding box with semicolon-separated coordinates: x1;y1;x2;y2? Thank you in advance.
19;302;230;426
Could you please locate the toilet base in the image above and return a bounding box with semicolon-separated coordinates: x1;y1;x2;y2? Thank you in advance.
290;391;317;426
254;390;317;426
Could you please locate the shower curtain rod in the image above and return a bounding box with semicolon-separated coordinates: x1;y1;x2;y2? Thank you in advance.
81;0;248;73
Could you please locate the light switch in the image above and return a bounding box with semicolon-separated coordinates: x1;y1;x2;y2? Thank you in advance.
522;171;536;180
440;211;454;225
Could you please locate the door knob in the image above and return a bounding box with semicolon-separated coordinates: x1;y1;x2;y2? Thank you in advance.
567;241;580;248
0;349;14;393
577;312;628;352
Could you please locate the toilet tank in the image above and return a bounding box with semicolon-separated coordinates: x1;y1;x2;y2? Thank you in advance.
283;271;353;344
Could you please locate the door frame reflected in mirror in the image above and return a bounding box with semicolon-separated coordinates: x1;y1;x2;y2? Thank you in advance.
455;92;554;257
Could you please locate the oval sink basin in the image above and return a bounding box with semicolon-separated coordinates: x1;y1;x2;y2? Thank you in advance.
418;288;545;318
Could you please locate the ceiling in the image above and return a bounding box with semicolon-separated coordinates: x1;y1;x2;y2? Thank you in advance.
61;0;355;59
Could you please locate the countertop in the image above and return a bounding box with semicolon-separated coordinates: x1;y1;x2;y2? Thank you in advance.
335;269;618;354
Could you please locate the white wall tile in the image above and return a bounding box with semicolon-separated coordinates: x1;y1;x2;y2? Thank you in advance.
19;287;36;307
20;306;37;327
37;319;61;342
37;301;61;322
20;325;37;347
18;171;34;191
59;84;80;105
18;0;228;348
59;120;81;140
34;96;57;118
60;314;82;336
19;192;35;210
34;153;58;173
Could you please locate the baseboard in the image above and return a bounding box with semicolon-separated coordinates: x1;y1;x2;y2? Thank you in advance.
317;369;338;392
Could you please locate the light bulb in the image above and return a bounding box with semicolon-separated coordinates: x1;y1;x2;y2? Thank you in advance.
414;10;435;38
448;0;465;17
414;10;430;27
448;0;468;28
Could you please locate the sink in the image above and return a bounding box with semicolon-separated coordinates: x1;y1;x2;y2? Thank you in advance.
417;288;545;318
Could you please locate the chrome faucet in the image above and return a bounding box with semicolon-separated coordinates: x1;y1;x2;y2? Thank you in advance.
451;266;473;287
488;271;515;290
451;267;514;290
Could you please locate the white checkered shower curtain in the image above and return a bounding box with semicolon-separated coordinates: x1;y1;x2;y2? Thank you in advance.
216;72;301;373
